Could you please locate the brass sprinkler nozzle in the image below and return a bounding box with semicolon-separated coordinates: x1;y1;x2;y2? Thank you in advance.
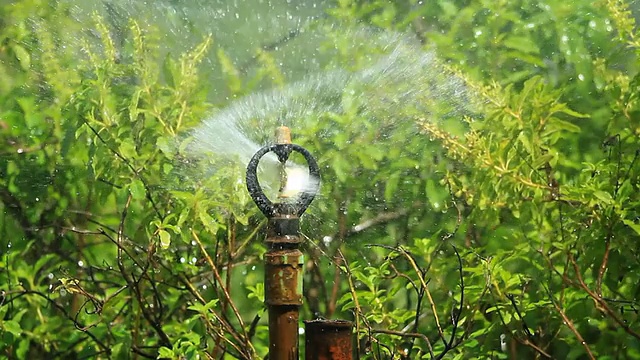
275;126;292;145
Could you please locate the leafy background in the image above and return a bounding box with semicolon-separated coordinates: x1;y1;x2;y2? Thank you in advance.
1;0;640;359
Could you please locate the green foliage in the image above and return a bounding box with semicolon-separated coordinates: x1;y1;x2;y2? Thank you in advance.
1;0;640;359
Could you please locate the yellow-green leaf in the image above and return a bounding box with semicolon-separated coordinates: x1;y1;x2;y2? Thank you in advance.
159;230;171;249
12;44;31;70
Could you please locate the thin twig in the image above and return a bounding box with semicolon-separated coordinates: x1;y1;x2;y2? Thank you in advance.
191;229;255;357
544;285;595;359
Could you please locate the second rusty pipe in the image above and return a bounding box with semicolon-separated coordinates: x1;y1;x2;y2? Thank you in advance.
305;320;354;360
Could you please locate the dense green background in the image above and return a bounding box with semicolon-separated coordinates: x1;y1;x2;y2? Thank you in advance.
1;0;640;359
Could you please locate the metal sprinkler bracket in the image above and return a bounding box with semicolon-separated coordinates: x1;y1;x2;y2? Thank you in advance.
247;126;354;360
246;126;319;360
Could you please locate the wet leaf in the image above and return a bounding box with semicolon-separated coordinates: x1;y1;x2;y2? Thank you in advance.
3;320;22;336
594;190;613;204
12;44;30;70
623;220;640;236
198;209;218;234
159;229;171;249
503;36;540;54
129;89;142;122
129;179;146;200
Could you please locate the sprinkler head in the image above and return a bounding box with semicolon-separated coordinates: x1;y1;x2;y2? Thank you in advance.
246;127;320;218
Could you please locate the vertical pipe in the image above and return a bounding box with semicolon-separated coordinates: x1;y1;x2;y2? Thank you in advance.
305;320;354;360
268;306;300;359
246;126;321;360
265;213;304;360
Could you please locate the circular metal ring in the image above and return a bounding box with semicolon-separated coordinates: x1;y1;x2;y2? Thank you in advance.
246;143;320;218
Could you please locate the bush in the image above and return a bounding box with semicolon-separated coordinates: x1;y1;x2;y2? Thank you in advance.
1;0;640;359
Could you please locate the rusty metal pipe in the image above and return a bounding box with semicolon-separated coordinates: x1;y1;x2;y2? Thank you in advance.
246;126;321;360
265;244;304;360
304;320;354;360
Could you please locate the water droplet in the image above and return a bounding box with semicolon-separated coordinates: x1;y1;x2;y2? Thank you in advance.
578;74;585;81
78;260;84;267
180;257;186;263
48;273;54;279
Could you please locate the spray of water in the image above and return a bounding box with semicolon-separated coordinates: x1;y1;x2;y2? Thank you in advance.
64;0;331;99
184;25;475;198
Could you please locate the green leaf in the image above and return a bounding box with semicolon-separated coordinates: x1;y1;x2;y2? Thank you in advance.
188;299;219;313
12;44;31;70
129;89;142;122
159;230;171;249
546;118;581;133
385;172;400;202
158;347;175;358
331;153;349;182
517;132;533;154
33;254;56;277
3;320;22;336
594;190;613;205
119;139;137;159
157;136;174;158
623;220;640;236
425;178;446;209
531;153;554;169
162;56;177;88
198;210;218;234
503;36;540;54
129;179;146;200
554;105;590;119
247;283;265;302
16;339;29;359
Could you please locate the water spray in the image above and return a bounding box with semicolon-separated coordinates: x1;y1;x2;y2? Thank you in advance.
246;126;353;360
